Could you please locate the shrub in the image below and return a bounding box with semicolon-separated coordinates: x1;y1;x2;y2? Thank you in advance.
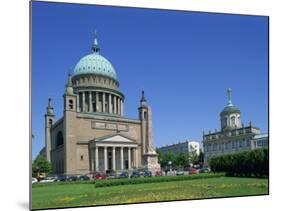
209;148;268;178
95;173;224;188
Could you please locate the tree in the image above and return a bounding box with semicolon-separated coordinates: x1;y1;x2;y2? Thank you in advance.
189;150;199;166
32;155;52;177
198;149;204;164
176;152;189;168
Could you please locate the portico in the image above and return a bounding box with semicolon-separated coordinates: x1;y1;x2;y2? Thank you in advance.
89;134;138;172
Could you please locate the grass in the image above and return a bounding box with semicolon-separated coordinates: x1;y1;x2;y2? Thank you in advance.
32;176;268;210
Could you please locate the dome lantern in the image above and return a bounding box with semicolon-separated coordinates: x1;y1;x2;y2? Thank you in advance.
92;30;100;54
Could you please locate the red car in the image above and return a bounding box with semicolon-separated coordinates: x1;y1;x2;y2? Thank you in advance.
93;172;107;180
155;171;163;176
188;168;199;175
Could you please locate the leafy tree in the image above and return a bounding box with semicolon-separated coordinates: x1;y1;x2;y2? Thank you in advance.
198;149;204;164
176;152;189;168
189;150;199;166
32;155;52;177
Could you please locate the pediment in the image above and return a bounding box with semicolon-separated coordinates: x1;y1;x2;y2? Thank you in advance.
95;134;137;144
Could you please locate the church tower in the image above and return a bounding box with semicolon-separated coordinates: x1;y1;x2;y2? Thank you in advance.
220;88;241;131
63;73;78;174
138;91;160;173
45;98;55;162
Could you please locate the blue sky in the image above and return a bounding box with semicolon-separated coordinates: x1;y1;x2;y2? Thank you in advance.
32;2;268;159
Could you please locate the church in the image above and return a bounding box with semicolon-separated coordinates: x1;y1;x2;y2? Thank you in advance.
43;33;160;175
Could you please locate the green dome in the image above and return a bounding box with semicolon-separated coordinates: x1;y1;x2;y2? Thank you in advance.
221;105;240;115
73;53;117;80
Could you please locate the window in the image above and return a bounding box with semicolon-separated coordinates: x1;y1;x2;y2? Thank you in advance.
48;119;53;127
80;155;84;161
144;111;148;120
56;131;64;147
232;141;235;149
239;140;243;147
69;99;73;109
231;116;236;127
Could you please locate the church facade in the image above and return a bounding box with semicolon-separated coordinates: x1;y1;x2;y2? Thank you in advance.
203;88;268;163
44;33;160;175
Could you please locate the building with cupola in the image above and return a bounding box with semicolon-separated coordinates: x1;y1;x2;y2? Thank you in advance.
43;32;160;175
203;88;268;163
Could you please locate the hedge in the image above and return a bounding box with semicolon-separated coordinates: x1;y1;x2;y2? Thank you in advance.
209;148;268;177
95;173;225;188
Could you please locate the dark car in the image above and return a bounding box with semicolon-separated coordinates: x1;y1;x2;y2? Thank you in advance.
130;171;141;178
93;172;107;180
140;170;152;177
77;175;90;181
199;167;211;173
55;175;67;182
117;171;129;179
107;170;117;179
67;175;78;181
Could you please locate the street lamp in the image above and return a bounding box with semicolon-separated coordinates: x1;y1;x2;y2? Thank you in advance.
168;161;172;172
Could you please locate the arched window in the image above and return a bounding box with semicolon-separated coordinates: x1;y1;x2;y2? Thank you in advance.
48;119;53;127
69;99;73;109
56;131;64;147
223;117;227;127
231;116;236;127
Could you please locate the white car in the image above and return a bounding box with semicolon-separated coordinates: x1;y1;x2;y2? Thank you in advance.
32;177;38;184
40;177;57;183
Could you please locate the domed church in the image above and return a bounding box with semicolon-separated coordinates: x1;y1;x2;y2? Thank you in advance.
44;32;160;175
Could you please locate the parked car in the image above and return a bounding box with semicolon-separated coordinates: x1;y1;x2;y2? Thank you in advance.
155;171;163;176
188;167;199;175
176;170;184;176
93;172;107;180
199;167;211;173
32;177;38;184
117;171;129;179
131;170;141;178
40;176;57;183
139;170;152;177
77;175;90;181
55;175;67;182
107;170;117;179
67;175;78;181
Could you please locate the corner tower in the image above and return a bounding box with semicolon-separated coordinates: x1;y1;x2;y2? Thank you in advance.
45;98;55;162
138;91;161;174
220;88;241;131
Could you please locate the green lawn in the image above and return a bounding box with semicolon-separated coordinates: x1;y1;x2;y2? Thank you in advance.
32;177;268;210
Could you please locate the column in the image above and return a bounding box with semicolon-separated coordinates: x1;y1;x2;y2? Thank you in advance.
120;100;123;116
89;92;92;112
91;148;95;172
104;146;108;171
112;147;116;170
77;92;80;112
117;97;120;115
135;148;138;168
102;93;105;112
95;147;99;172
120;147;124;170
82;92;85;112
133;148;136;168
95;91;99;112
109;94;112;113
113;95;117;114
128;147;131;169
